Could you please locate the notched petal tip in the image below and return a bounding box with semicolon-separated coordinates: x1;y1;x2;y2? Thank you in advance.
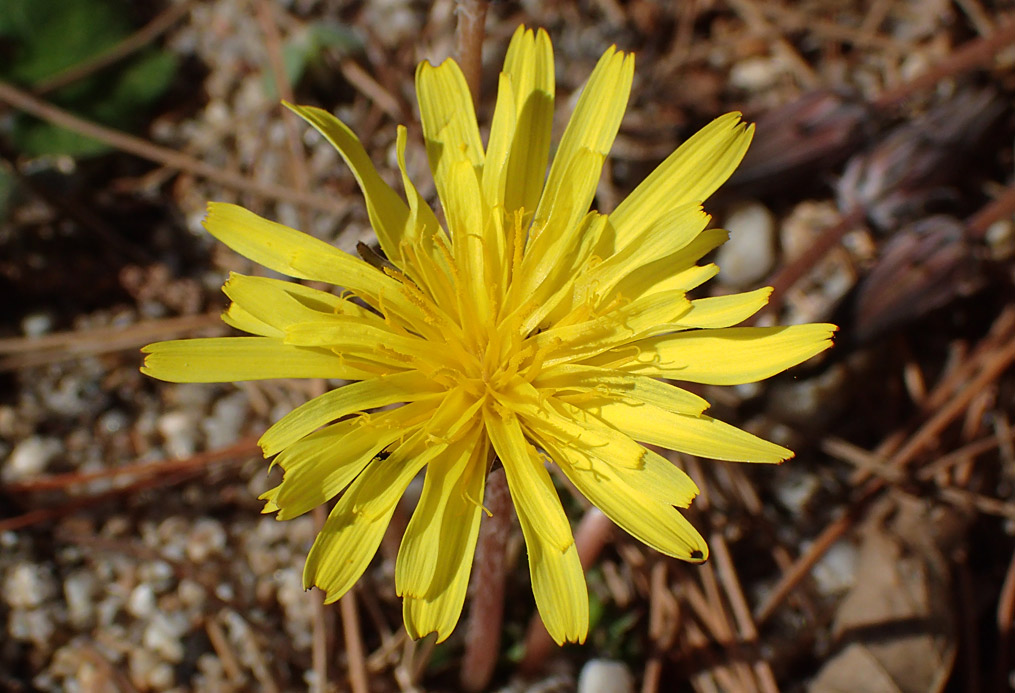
688;546;708;563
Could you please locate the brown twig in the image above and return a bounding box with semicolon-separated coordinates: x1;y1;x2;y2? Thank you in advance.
0;312;223;372
454;0;488;108
340;589;370;693
461;468;511;691
754;484;878;626
756;208;865;322
0;80;348;214
206;615;247;686
256;0;311;232
873;16;1015;110
995;547;1015;691
758;304;1015;625
965;184;1015;239
643;562;674;693
3;436;259;495
311;505;330;693
340;61;403;121
711;535;779;693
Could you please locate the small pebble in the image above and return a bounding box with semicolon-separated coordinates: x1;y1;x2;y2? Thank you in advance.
729;56;784;92
21;312;53;337
129;647;175;690
4;563;57;609
142;612;189;663
277;567;315;650
811;540;859;596
577;659;634;693
773;469;821;516
158;411;199;458
4;436;62;481
64;571;98;628
768;363;846;426
186;518;228;563
128;583;157;619
8;607;56;646
717;201;777;288
202;391;249;449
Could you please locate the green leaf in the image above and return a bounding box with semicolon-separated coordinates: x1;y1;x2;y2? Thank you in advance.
1;0;127;84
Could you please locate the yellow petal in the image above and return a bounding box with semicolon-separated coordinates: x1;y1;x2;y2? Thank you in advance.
269;417;402;520
622;324;837;385
533;365;709;415
416;58;485;236
204;203;405;304
511;150;604;304
504;390;648;470
259;370;444;457
577;397;792;462
221;302;280;337
443;159;493;325
605;228;727;304
610;113;754;251
578;204;709;303
303;430;442;602
285;102;409;262
485;412;573;552
674;287;772;329
544;438;707;560
222;272;370;331
484;26;554;217
533;290;692;367
487;410;587;644
399;430;487;642
394;125;457;310
511;210;608;335
305;389;484;600
534;46;632;235
141;337;348;382
283;319;454;371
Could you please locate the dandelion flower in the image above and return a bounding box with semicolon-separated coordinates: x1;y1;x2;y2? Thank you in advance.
142;26;836;645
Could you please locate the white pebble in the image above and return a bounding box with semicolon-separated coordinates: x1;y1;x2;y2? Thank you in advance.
202;391;249;448
158;411;199;458
63;571;98;627
4;563;57;609
138;559;176;591
186;519;227;563
577;659;634;693
729;56;784;92
277;567;314;651
129;647;175;690
773;470;820;515
21;312;53;337
4;436;62;481
811;540;859;596
178;579;207;609
127;583;157;618
7;607;55;646
142;612;189;663
717;201;777;288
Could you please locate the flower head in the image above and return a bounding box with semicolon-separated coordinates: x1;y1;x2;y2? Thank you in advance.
142;26;835;645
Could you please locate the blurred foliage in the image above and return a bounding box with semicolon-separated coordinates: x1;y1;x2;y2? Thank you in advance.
0;0;178;157
262;20;361;98
0;166;13;220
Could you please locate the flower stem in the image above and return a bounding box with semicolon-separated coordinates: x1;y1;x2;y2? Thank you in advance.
460;467;511;691
454;0;488;108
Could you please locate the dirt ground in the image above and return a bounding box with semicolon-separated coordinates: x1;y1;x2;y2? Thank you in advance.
2;1;1015;691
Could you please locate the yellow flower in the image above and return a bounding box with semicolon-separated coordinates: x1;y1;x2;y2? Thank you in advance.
142;26;835;645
